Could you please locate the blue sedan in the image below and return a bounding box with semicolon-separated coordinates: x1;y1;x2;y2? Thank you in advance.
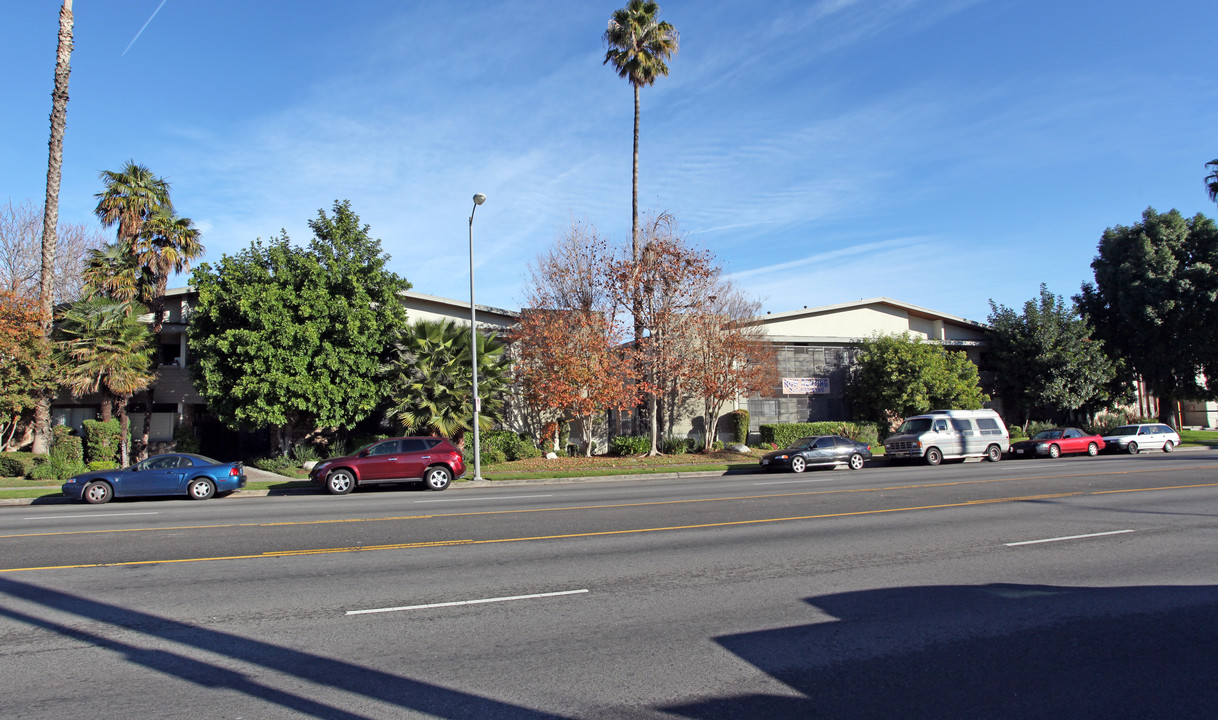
61;453;246;504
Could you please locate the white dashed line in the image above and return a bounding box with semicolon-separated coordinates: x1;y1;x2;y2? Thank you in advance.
1005;529;1135;546
347;589;589;615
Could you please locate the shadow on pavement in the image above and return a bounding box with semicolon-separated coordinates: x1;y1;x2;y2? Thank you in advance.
0;577;567;719
663;582;1218;719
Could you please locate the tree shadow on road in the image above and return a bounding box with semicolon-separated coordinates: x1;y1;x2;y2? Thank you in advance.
0;576;567;719
663;582;1218;720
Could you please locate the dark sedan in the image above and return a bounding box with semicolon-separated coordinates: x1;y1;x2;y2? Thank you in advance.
759;435;872;473
61;453;246;504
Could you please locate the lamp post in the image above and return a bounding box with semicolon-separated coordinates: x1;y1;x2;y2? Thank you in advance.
468;192;487;481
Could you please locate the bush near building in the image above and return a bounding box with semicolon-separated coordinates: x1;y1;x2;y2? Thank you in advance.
759;421;882;450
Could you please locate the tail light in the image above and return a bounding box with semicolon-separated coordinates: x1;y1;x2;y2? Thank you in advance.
230;465;242;476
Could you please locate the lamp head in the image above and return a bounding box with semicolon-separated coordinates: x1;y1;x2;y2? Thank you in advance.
472;193;487;206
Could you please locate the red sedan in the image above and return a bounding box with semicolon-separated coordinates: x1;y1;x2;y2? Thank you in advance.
1009;427;1106;458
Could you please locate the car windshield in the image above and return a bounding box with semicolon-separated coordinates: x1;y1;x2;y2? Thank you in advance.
788;437;818;450
1108;426;1138;436
895;418;932;434
1032;430;1063;440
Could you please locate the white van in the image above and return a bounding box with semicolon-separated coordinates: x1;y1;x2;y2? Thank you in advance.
884;409;1010;465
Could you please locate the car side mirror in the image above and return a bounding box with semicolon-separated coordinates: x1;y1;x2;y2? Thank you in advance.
358;450;369;457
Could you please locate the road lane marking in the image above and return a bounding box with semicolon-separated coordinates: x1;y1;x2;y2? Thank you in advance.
3;482;1213;573
2;468;1216;541
1005;529;1136;546
23;512;159;520
753;477;840;486
414;494;553;504
346;589;588;615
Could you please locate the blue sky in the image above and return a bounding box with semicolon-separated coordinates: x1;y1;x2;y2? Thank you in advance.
4;0;1216;324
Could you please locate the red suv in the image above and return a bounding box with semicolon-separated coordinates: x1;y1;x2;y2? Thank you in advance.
309;437;466;494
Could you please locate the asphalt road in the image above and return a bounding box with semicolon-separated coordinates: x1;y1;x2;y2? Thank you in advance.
2;451;1216;719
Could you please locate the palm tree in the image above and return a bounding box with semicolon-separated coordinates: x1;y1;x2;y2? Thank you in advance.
384;320;508;447
94;162;171;247
82;242;141;305
1206;159;1218;206
32;0;75;455
55;298;154;465
134;207;203;332
603;0;679;265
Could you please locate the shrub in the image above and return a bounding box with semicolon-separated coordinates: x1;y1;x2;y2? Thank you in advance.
290;443;321;464
729;409;750;444
87;460;119;471
251;455;296;473
1008;424;1027;440
759;421;883;449
479;429;540;462
711;440;725;451
0;452;38;478
660;436;698;455
481;446;507;465
0;456;27;478
609;435;651;456
30;456;87;481
1025;420;1058;438
51;425;84;465
174;423;202;454
81;419;122;465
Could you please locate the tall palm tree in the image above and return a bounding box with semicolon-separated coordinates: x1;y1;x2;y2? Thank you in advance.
1206;159;1218;206
603;0;679;265
384;320;508;447
32;0;75;455
55;298;154;465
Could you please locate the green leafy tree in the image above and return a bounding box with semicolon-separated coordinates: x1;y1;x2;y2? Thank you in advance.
845;333;987;426
987;285;1127;426
188;201;410;455
1076;207;1218;424
384;319;509;447
54;297;154;465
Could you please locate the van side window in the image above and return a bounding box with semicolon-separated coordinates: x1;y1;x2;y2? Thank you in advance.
950;419;973;432
975;418;1001;435
933;420;948;432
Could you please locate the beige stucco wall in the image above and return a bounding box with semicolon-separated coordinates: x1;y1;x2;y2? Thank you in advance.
759;304;986;343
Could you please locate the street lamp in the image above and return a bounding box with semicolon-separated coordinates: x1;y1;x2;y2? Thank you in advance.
468;192;487;481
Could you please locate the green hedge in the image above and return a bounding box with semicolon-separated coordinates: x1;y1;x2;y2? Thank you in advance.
729;409;750;444
759;421;882;449
51;425;84;465
82;419;122;465
0;452;39;478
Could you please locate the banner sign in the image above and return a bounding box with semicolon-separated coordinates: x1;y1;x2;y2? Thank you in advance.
782;377;830;395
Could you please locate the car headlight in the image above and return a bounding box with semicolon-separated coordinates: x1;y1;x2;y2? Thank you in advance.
1036;442;1048;450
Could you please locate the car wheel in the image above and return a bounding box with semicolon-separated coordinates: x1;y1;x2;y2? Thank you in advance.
925;448;942;466
1048;444;1061;459
790;456;807;473
1163;440;1175;453
82;481;112;505
985;445;1002;462
326;469;355;495
1127;442;1139;455
1087;442;1098;456
187;478;215;501
423;465;452;491
848;453;865;470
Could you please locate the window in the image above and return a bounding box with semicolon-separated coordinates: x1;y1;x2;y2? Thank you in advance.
400;439;429;453
933;420;949;432
1064;429;1081;438
976;418;1001;435
950;419;974;432
367;440;401;456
